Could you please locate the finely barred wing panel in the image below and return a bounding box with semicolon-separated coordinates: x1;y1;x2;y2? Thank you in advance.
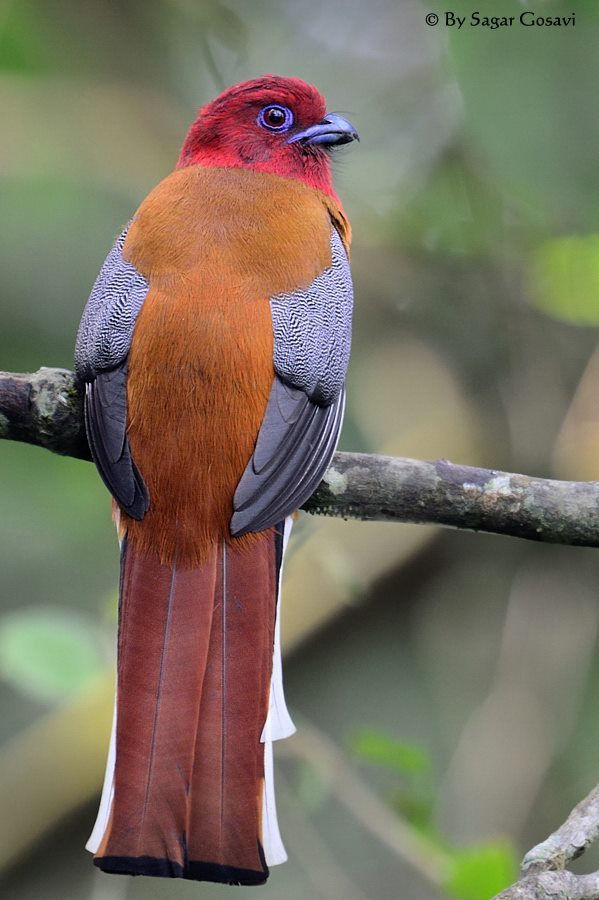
231;228;353;536
75;226;150;518
75;226;149;380
269;228;353;404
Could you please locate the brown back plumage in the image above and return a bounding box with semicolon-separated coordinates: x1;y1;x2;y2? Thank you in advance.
122;166;341;566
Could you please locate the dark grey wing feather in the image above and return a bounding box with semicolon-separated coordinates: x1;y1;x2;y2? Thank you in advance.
75;226;150;519
231;227;352;536
85;364;149;519
231;381;344;535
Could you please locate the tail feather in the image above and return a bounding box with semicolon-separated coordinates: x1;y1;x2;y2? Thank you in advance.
96;544;218;872
260;515;295;866
89;524;293;885
262;516;296;744
184;537;276;882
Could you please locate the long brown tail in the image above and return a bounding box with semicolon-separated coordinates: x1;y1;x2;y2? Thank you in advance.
88;526;287;885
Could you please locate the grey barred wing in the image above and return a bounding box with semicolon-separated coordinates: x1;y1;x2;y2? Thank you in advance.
75;227;150;519
270;228;352;405
75;226;148;380
231;228;353;536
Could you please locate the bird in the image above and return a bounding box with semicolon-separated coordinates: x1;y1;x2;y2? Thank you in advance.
74;74;358;886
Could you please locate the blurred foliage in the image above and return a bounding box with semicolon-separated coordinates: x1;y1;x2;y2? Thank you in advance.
445;842;518;900
351;728;431;776
0;609;105;702
352;728;518;897
530;235;599;325
2;0;599;898
294;759;331;813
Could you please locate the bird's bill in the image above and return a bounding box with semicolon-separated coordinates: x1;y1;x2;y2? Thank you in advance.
287;113;359;147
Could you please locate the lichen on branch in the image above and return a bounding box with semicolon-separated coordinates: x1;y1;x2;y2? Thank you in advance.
3;366;599;548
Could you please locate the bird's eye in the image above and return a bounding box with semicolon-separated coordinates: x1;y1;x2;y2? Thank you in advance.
257;105;294;132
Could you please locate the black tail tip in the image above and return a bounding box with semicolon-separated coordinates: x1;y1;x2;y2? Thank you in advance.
94;854;269;885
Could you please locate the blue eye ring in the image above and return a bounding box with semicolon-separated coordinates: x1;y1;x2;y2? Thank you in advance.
258;105;294;132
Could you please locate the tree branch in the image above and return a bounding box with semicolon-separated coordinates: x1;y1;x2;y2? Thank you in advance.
495;781;599;898
0;368;89;459
2;366;599;547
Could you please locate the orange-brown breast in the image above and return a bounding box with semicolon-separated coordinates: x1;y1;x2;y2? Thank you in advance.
121;166;343;566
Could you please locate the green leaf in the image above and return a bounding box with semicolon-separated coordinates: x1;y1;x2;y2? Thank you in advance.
350;728;431;775
0;609;105;702
445;840;518;900
529;234;599;325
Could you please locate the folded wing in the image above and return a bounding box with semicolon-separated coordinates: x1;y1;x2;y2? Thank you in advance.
75;227;150;519
231;227;353;536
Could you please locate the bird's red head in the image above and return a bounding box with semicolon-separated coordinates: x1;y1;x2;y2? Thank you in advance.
177;75;358;199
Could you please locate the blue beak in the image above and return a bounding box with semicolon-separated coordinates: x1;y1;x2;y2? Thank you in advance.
286;112;359;147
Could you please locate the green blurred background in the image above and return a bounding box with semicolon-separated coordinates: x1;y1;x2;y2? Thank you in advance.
2;0;599;897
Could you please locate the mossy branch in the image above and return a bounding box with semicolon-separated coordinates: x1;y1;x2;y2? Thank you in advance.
2;366;599;547
495;781;599;898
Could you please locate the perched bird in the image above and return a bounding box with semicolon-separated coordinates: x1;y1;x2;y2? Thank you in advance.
75;74;358;886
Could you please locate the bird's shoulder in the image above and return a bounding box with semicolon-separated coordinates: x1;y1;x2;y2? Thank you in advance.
122;166;348;294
